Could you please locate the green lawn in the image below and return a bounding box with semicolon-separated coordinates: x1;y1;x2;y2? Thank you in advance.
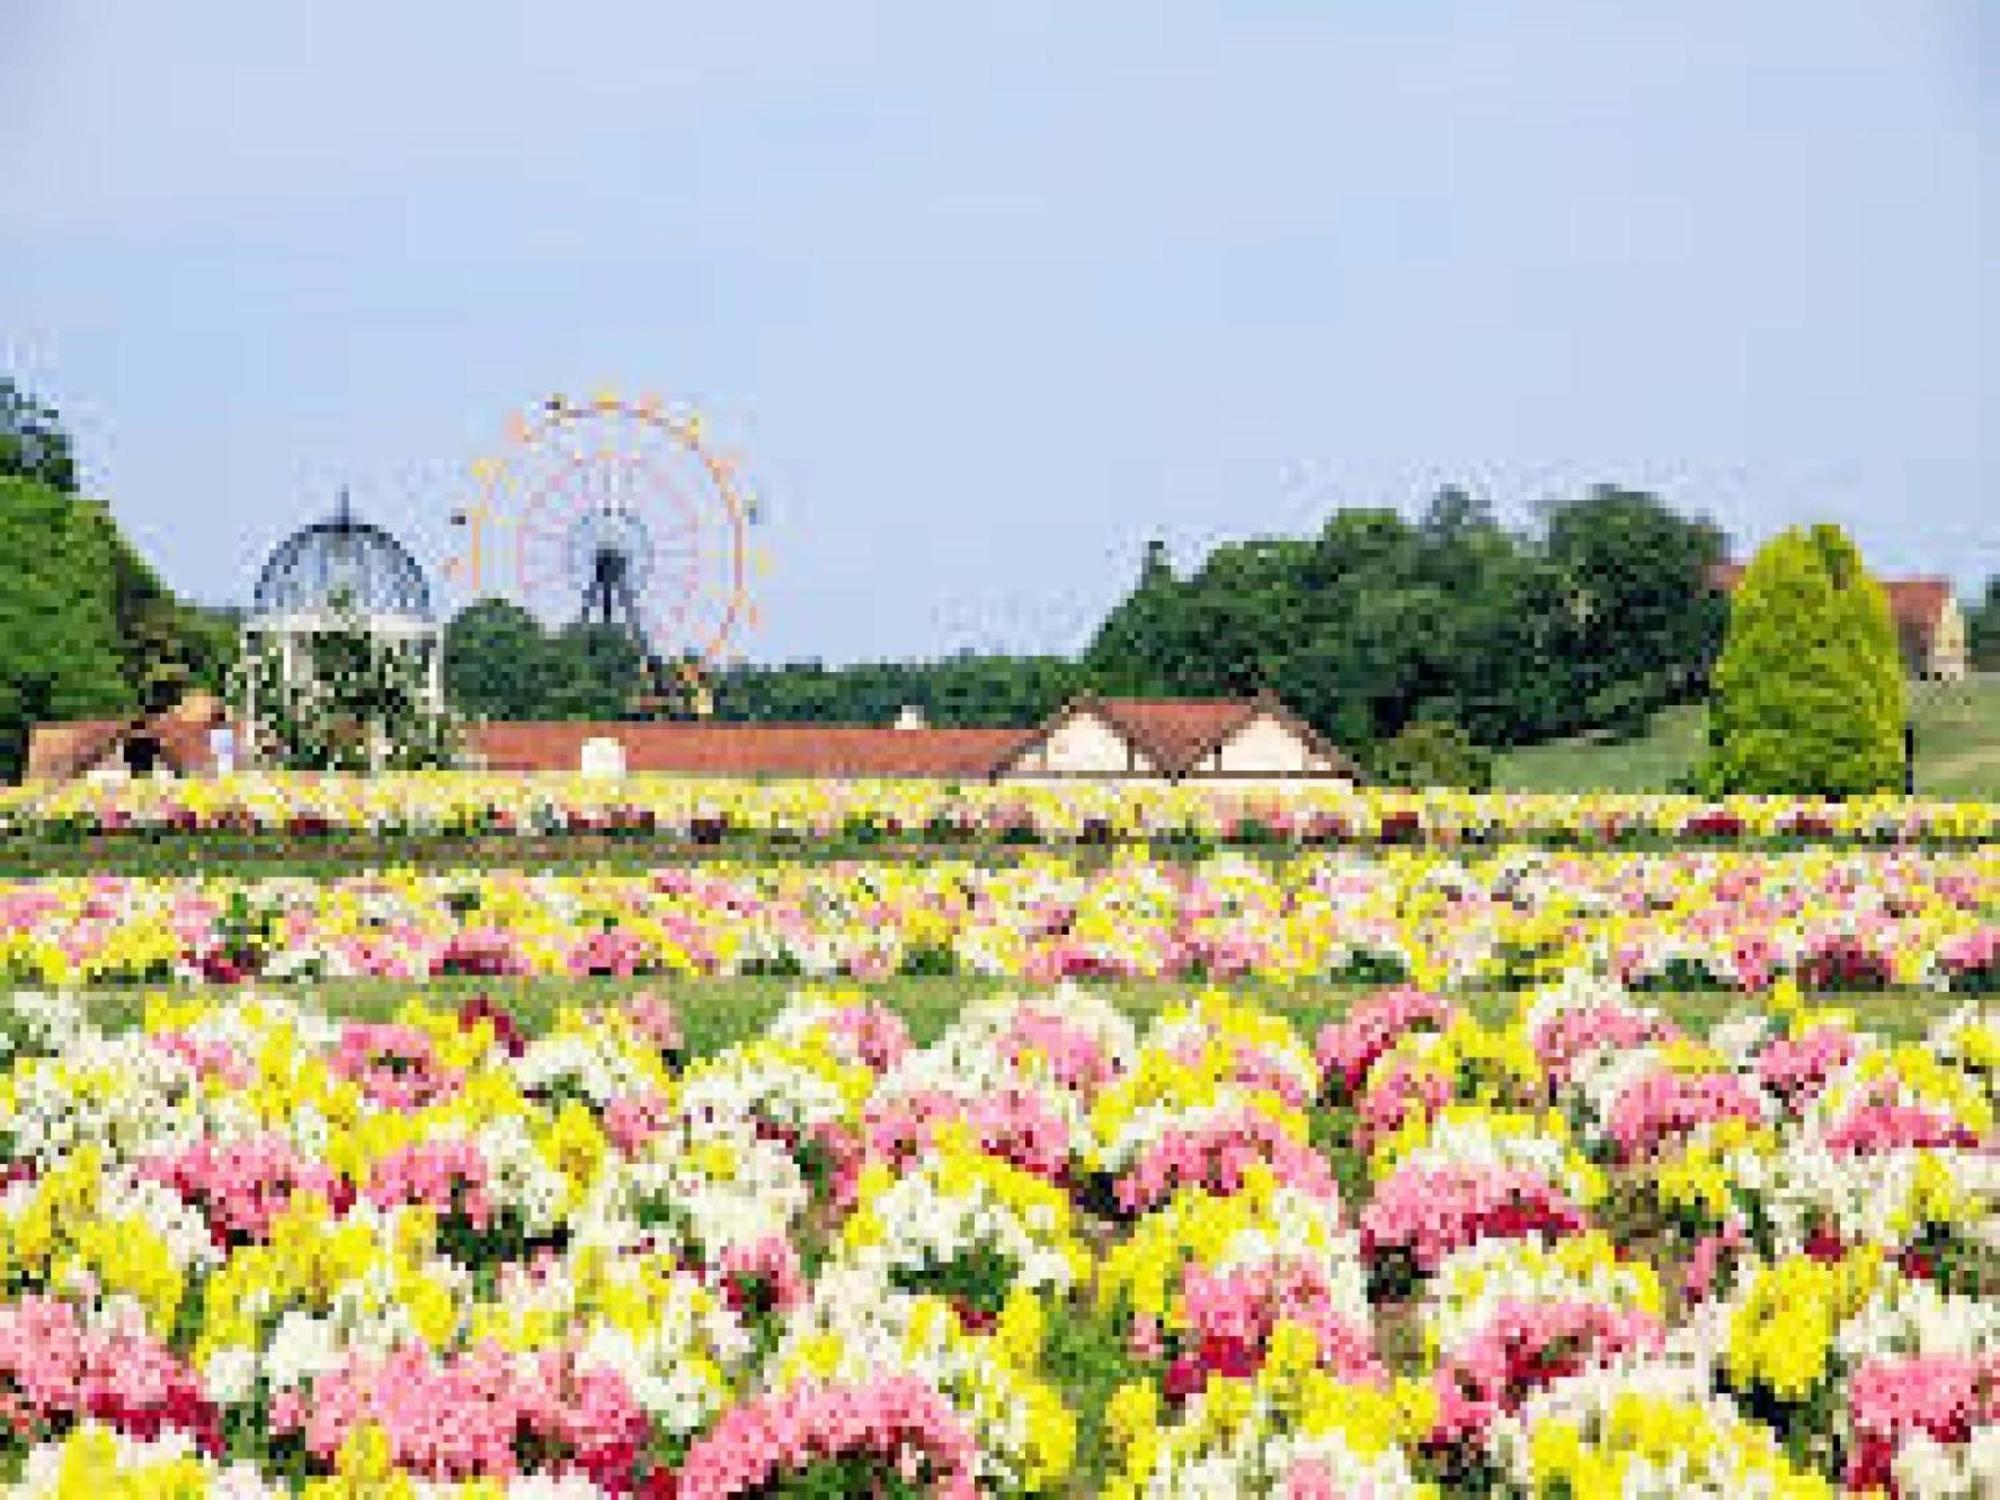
70;973;1968;1048
1496;678;2000;799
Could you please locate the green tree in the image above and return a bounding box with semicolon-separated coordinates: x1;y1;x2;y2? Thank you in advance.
443;598;560;719
1085;539;1192;696
1365;719;1495;790
711;652;1082;727
1704;525;1906;796
0;477;136;779
1540;486;1728;738
68;501;237;713
1968;577;2000;672
545;624;651;719
0;380;78;493
442;604;681;721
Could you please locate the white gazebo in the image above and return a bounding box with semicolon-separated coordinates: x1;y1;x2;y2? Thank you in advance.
241;490;443;765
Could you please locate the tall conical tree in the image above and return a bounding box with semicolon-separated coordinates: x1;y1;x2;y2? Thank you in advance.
1705;524;1906;795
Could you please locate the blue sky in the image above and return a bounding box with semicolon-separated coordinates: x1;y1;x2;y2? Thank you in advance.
1;2;1990;662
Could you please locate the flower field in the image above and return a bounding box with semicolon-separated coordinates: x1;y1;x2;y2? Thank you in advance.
6;774;1999;851
4;848;1995;995
6;772;1997;1494
0;976;1992;1496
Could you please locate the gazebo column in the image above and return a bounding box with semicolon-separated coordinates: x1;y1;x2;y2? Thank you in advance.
240;629;257;769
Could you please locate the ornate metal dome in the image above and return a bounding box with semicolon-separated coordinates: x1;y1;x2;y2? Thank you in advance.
251;491;434;621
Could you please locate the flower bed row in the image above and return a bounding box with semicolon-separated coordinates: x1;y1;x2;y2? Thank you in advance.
7;772;1998;850
4;849;1996;994
0;976;1991;1494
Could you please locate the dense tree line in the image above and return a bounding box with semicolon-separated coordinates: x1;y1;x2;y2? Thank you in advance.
0;381;237;779
444;597;1085;728
1087;486;1731;750
445;490;1995;758
444;485;1736;763
711;654;1086;728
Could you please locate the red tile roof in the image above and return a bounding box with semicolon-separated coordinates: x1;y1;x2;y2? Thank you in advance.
23;699;1356;783
1880;578;1955;631
996;695;1362;780
1092;698;1264;777
23;713;239;782
466;721;1031;779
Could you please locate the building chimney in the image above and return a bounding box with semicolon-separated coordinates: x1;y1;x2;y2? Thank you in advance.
893;705;927;731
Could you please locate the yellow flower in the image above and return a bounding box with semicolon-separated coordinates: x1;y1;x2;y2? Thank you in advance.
995;1283;1046;1370
1104;1381;1159;1454
539;1100;609;1206
1725;1249;1882;1403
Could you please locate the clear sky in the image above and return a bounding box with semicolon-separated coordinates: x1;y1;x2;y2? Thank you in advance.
1;2;1991;662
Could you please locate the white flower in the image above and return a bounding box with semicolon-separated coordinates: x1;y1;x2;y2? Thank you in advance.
261;1311;340;1392
202;1346;259;1406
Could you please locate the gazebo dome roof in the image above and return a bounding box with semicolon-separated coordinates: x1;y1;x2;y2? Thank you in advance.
251;491;433;621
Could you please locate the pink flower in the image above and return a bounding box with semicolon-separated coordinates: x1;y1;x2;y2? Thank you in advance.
1317;988;1460;1100
0;1296;217;1451
1429;1300;1663;1445
1115;1111;1339;1216
364;1139;493;1229
327;1023;463;1109
624;989;684;1057
1824;1098;1981;1155
717;1236;807;1315
1755;1025;1858;1103
604;1091;675;1155
678;1377;978;1500
279;1342;647;1484
1360;1165;1587;1274
141;1135;346;1243
1682;1220;1748;1303
865;1088;1074;1181
813;999;911;1073
1002;1007;1120;1094
1846;1353;2000;1491
1530;1005;1678;1084
1161;1261;1384;1393
1607;1068;1763;1162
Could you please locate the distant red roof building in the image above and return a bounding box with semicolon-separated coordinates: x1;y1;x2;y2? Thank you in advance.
25;700;244;783
996;694;1362;781
23;694;1363;785
464;721;1031;780
1706;563;1968;681
465;696;1362;781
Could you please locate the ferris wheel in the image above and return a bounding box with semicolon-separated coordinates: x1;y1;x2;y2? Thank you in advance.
456;391;768;709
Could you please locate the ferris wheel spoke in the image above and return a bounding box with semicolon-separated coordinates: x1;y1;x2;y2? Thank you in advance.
469;391;764;668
